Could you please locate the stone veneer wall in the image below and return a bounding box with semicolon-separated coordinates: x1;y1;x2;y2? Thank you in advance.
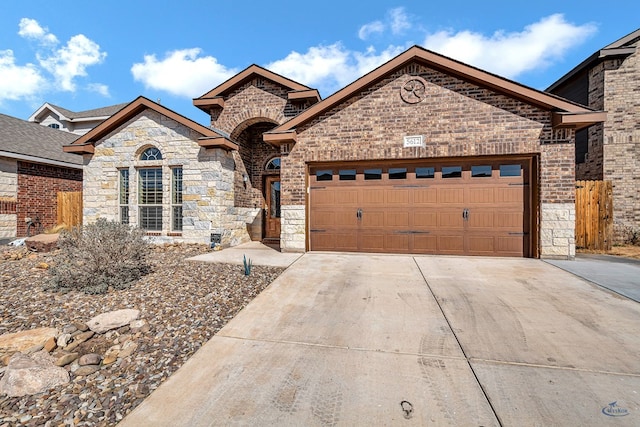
281;63;576;257
0;157;17;238
83;110;258;247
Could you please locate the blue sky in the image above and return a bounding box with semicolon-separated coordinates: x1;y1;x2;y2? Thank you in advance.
1;0;638;125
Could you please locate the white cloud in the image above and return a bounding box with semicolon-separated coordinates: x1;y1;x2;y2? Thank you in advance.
131;48;237;98
18;18;58;44
0;49;46;103
423;14;597;78
38;34;106;91
358;21;384;40
0;18;108;101
359;8;411;40
87;83;110;97
389;8;411;35
266;43;406;95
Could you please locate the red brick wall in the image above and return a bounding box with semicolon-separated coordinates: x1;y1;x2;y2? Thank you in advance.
16;162;82;236
282;63;574;207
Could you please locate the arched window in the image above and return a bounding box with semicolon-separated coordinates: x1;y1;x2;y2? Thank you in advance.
140;147;162;161
265;157;280;171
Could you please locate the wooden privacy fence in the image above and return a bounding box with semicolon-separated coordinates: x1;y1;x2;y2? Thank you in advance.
57;191;83;229
575;180;613;251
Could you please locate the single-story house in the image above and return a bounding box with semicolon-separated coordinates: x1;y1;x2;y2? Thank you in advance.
0;113;83;239
64;45;605;259
29;102;128;135
547;28;640;243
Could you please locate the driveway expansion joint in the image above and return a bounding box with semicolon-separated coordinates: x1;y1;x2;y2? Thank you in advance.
215;334;467;360
468;357;640;378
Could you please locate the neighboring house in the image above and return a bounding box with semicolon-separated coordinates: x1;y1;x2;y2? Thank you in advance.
64;46;605;259
0;113;83;239
28;102;128;135
547;28;640;243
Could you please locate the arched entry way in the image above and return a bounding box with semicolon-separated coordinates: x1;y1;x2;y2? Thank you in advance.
231;120;281;241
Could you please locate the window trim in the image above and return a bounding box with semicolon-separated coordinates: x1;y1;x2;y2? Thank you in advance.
119;168;130;225
171;167;183;232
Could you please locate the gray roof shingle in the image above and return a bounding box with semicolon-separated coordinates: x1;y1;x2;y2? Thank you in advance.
49;103;128;120
0;113;82;166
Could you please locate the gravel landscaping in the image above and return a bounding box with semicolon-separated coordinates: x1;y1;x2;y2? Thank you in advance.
0;244;284;426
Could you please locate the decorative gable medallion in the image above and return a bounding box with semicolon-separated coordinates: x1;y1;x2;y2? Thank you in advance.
400;76;427;104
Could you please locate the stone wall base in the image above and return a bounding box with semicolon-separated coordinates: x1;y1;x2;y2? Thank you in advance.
540;203;576;259
0;214;16;238
281;205;305;253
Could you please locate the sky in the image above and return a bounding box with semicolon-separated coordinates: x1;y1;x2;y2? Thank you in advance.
0;0;638;126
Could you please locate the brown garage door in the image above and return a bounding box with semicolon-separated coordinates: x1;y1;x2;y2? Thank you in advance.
309;158;532;257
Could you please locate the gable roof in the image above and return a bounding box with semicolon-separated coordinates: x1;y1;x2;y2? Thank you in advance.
29;102;128;123
193;64;320;113
64;96;236;154
264;45;606;145
0;113;82;168
547;28;640;91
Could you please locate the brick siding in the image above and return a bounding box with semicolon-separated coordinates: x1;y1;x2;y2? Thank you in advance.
553;38;640;243
283;64;574;207
208;76;312;236
16;162;82;236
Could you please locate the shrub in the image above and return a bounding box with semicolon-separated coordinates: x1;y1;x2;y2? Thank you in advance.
49;218;150;294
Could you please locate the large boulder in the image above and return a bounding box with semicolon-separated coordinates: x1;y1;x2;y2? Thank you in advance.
25;233;59;253
87;309;140;334
0;328;58;362
0;352;69;397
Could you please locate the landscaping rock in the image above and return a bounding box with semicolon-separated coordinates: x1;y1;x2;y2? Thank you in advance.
118;340;137;358
0;243;283;425
87;309;140;334
0;352;69;397
0;327;58;356
64;331;94;352
56;333;71;348
73;322;89;332
102;345;120;365
54;352;79;367
129;319;149;333
78;353;101;366
24;233;59;253
43;336;57;352
74;365;101;376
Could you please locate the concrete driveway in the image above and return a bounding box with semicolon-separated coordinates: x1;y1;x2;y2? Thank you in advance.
546;253;640;302
120;253;640;426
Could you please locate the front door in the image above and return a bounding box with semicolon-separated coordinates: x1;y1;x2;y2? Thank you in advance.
264;176;281;240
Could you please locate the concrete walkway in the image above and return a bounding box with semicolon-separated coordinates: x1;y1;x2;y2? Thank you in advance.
546;253;640;302
120;253;640;426
188;241;303;268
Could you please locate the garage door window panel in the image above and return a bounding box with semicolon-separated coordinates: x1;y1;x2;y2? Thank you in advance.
364;169;382;180
389;168;407;179
442;166;462;178
339;169;356;180
316;170;333;181
416;167;435;179
500;164;521;177
471;165;492;177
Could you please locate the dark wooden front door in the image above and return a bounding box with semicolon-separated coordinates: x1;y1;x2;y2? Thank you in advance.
264;176;281;240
